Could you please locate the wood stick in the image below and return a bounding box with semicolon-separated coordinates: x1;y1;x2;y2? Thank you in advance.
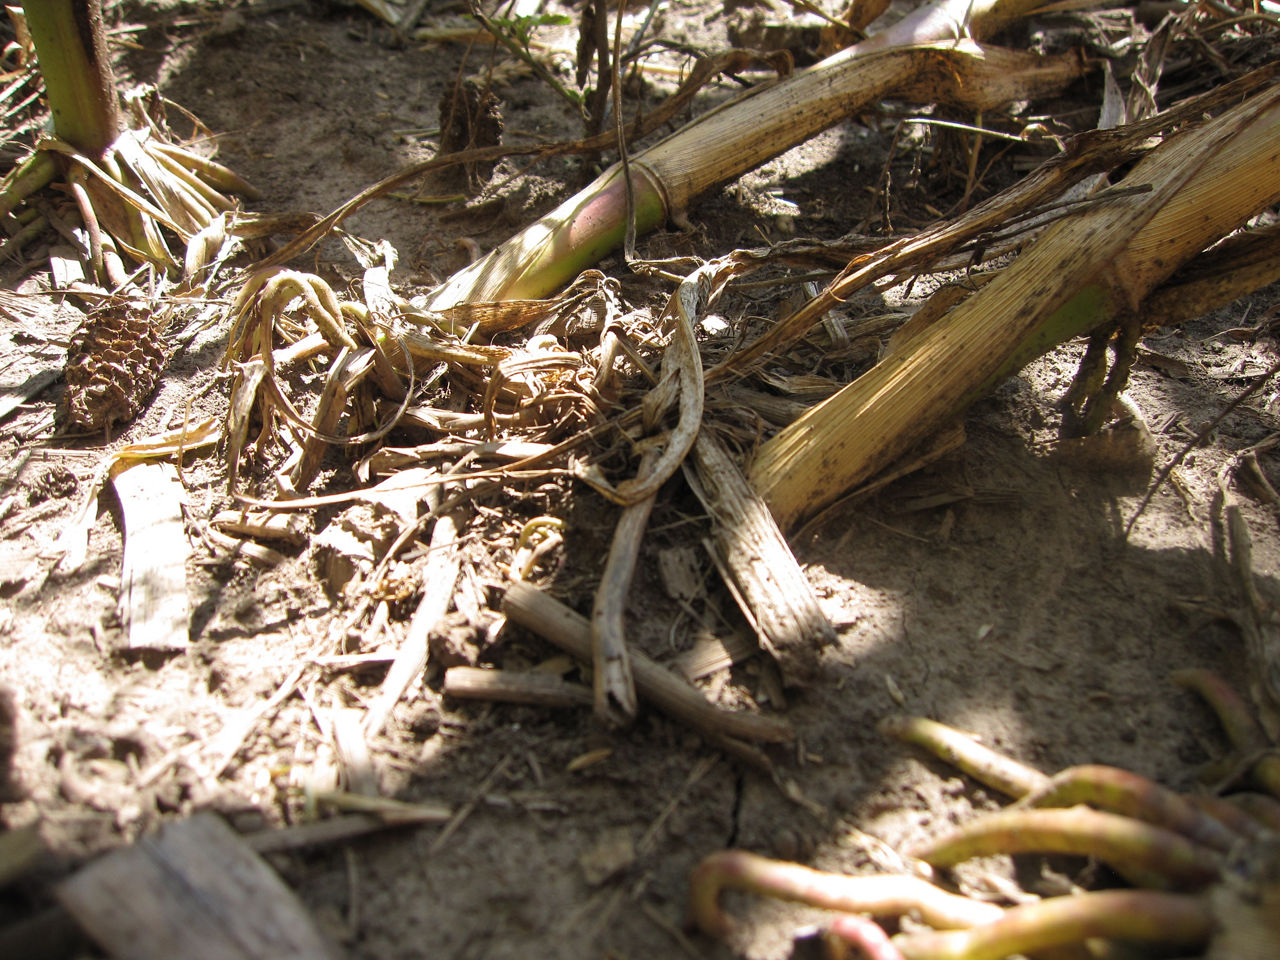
590;451;659;725
363;504;465;737
688;428;835;685
443;666;594;709
112;461;190;651
331;708;377;797
502;580;793;744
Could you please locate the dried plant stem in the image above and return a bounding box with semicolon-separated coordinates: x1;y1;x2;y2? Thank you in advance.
245;810;449;855
363;503;465;737
418;0;1085;312
687;850;1004;940
913;806;1223;890
502;580;793;745
1224;504;1280;740
753;79;1280;531
443;666;593;709
1142;221;1280;327
590;450;657;726
878;715;1049;798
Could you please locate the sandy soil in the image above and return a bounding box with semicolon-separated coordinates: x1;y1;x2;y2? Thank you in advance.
2;2;1279;958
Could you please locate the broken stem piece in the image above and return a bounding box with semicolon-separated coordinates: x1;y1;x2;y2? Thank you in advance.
878;715;1049;798
364;503;465;737
688;428;835;685
443;666;594;709
502;580;793;744
591;450;659;726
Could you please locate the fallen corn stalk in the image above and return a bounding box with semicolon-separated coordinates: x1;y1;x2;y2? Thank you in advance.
501;579;794;749
415;0;1089;311
750;76;1280;531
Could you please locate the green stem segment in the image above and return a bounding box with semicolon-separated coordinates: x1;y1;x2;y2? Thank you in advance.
22;0;121;156
1172;669;1268;753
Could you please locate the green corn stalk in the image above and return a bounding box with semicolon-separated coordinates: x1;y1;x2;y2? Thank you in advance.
0;0;120;215
3;0;254;281
23;0;120;156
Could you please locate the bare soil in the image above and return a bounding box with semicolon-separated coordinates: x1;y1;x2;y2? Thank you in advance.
2;2;1279;958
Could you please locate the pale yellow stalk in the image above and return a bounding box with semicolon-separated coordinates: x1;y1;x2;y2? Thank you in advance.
751;83;1280;531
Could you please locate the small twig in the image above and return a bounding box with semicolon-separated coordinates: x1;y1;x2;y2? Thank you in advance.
1125;356;1280;538
443;666;593;709
591;448;659;726
429;755;512;854
502;580;794;746
259;48;775;268
468;3;585;120
243;813;440;855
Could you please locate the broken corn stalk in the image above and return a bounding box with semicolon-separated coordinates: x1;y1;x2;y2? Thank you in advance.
418;0;1086;311
751;78;1280;530
9;0;254;283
